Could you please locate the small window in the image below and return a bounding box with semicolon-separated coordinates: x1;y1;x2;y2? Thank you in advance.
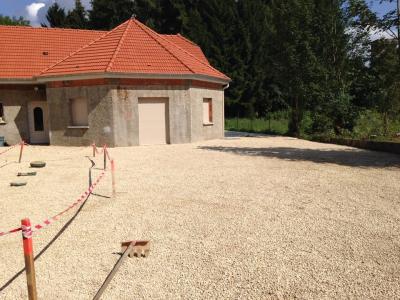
69;98;88;126
203;98;213;124
33;107;44;131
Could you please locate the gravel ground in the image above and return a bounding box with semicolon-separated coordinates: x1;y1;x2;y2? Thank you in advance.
0;135;399;299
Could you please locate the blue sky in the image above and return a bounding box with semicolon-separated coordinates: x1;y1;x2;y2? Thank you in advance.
0;0;397;26
0;0;91;26
369;0;396;16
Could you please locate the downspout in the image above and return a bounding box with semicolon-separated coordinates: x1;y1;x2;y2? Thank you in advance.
222;83;229;136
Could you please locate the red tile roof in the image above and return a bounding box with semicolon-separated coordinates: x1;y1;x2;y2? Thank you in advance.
40;19;229;81
0;19;229;83
162;34;209;64
0;25;105;80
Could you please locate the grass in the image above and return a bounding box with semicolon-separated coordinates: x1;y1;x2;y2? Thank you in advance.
225;110;400;143
225;114;289;136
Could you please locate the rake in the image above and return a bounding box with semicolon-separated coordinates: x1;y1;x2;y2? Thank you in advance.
93;240;150;300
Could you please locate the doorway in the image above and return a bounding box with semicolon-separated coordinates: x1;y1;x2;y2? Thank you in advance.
28;102;49;144
138;98;169;145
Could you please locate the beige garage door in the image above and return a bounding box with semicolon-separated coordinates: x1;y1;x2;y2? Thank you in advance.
138;98;169;145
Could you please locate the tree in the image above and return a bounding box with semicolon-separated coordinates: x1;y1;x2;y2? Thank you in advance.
369;39;400;135
0;15;29;26
66;0;88;29
44;3;67;28
347;0;400;136
308;0;355;135
89;0;135;30
181;0;246;117
269;0;320;137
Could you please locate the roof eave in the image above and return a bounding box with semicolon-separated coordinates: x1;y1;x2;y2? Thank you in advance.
37;72;231;85
0;78;39;84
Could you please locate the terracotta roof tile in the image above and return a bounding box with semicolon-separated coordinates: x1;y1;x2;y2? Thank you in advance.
162;34;209;64
0;25;105;79
0;19;230;82
41;19;229;81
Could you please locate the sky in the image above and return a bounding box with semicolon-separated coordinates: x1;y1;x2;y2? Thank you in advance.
0;0;397;27
0;0;91;26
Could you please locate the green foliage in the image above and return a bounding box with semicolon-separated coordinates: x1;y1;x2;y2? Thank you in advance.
44;3;67;27
45;1;88;29
0;15;29;26
352;110;400;140
66;0;88;29
225;113;290;136
89;0;135;30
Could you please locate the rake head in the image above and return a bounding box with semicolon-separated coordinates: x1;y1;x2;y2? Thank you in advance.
121;240;150;258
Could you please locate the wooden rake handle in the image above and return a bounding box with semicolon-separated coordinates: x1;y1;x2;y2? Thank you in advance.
93;241;150;300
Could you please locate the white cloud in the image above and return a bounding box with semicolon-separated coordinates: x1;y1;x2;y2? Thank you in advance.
26;2;46;26
35;0;92;27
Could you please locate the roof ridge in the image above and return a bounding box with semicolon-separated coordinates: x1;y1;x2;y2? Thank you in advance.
105;21;131;72
0;24;107;34
39;23;125;75
133;20;196;74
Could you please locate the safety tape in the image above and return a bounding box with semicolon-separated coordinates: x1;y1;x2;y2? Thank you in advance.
0;171;105;238
92;144;112;161
0;227;22;237
0;140;29;156
0;143;19;156
21;225;33;239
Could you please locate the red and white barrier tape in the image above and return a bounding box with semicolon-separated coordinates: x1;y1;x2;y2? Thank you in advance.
0;171;105;237
94;146;104;155
33;171;105;232
0;226;22;237
0;140;29;156
92;144;112;161
0;143;19;156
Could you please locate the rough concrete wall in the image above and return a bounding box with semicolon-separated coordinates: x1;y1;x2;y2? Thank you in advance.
189;87;224;142
46;85;114;146
0;88;46;145
111;85;191;146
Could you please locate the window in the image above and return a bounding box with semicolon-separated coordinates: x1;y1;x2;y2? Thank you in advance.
33;107;44;131
0;103;4;123
69;98;88;127
203;98;213;124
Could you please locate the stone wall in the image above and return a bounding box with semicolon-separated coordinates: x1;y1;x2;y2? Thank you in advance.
111;84;192;146
0;86;46;145
189;86;224;142
0;81;225;147
46;85;114;146
111;84;224;146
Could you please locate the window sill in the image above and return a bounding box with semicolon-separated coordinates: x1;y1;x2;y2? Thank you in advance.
203;122;214;126
67;126;89;129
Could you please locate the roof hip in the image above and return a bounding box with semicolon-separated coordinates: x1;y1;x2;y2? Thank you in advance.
132;20;195;74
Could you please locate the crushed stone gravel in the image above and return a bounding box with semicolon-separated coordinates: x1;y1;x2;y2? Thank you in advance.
0;136;399;299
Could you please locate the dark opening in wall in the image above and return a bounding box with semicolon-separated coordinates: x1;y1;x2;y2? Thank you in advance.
33;107;44;131
0;103;4;123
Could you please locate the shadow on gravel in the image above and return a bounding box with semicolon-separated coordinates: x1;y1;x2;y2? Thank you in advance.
0;196;90;293
198;146;400;168
0;157;99;293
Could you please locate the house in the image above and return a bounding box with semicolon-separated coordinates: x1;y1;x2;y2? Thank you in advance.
0;18;230;146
